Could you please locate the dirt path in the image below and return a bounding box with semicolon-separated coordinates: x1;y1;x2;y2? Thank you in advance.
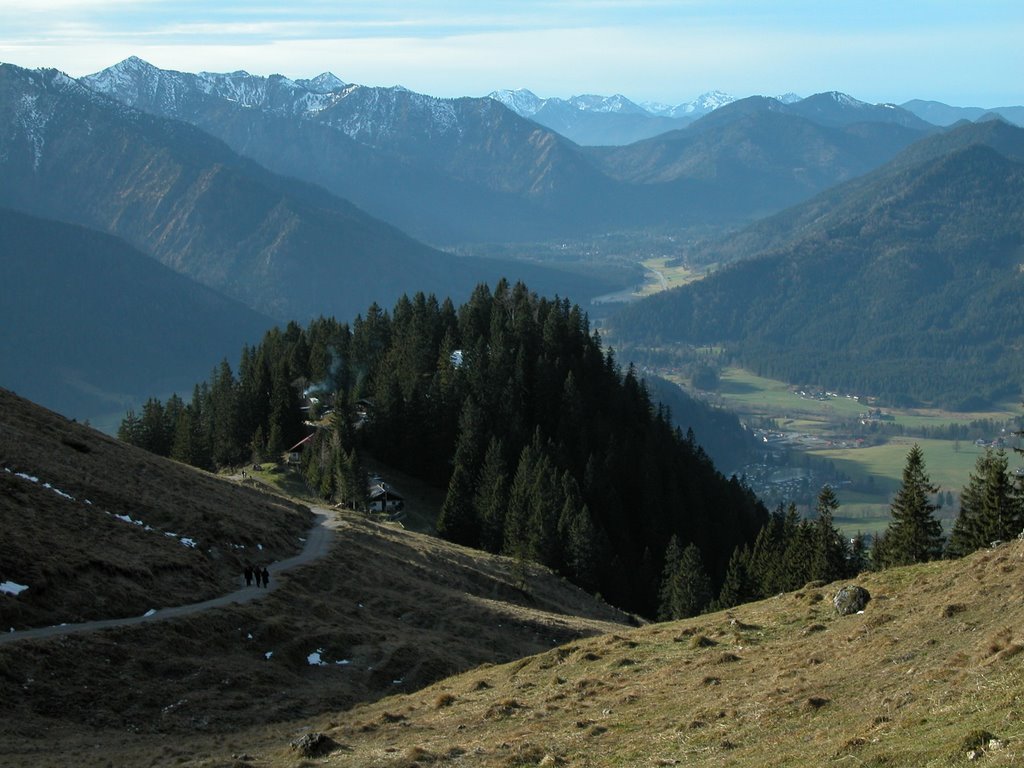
0;508;337;646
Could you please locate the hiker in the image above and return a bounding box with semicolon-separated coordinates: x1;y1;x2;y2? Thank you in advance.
261;567;270;589
244;565;253;587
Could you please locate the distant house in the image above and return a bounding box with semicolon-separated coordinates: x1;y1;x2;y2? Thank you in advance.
284;433;315;465
368;482;404;514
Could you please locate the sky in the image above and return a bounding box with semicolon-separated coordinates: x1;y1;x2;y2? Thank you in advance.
0;1;1021;108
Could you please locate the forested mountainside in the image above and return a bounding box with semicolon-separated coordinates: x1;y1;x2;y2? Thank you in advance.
0;63;600;324
610;124;1024;409
83;59;932;244
0;207;274;423
117;281;768;617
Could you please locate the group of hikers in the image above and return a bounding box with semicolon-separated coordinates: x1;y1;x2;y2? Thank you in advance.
244;564;270;589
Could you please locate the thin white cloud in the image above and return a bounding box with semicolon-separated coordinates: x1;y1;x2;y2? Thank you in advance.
1;2;1021;106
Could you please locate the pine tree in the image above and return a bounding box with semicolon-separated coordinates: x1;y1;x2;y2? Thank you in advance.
437;461;479;547
657;535;684;621
811;485;849;583
117;408;141;446
474;437;509;553
658;537;712;620
947;448;1023;557
563;504;600;592
880;444;944;567
715;545;754;609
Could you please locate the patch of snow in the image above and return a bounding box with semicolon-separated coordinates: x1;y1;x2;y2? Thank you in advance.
179;538;197;549
488;88;544;116
307;650;326;666
143;609;157;617
43;483;74;501
1;581;29;596
265;651;273;659
15;472;39;483
257;543;263;550
336;659;350;666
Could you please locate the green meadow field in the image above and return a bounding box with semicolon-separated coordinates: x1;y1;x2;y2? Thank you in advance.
677;367;1022;535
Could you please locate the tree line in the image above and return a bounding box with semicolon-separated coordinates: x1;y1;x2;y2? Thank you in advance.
120;279;1020;620
660;440;1024;621
119;280;768;617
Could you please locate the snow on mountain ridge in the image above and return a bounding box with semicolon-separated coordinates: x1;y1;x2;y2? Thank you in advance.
567;94;648;115
488;88;544;116
296;73;348;93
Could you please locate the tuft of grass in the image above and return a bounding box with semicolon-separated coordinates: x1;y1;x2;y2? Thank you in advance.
434;692;457;709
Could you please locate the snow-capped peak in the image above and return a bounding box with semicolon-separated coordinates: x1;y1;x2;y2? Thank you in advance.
296;72;347;93
567;93;647;115
488;88;544;116
823;91;868;108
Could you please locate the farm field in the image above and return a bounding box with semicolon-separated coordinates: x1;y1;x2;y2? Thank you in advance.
672;366;1022;535
809;437;993;535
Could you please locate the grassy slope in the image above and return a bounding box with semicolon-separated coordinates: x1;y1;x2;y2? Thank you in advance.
5;386;1024;767
249;544;1024;768
0;387;312;629
0;389;633;766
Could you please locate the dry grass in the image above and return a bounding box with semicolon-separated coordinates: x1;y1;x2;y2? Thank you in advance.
5;388;1024;767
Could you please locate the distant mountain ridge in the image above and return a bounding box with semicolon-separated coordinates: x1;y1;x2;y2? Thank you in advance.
901;98;1024;127
0;62;601;324
610;121;1024;409
489;87;959;145
80;58;937;244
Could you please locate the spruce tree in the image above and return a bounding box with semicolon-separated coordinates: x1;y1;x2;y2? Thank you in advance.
657;535;684;621
658;537;712;620
880;444;944;567
437;461;479;547
811;485;849;583
948;448;1023;557
474;437;509;553
715;545;754;609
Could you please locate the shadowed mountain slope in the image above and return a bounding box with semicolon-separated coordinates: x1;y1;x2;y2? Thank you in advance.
0;207;276;424
0;63;599;323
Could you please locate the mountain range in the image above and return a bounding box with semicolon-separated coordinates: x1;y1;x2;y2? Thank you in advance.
488;86;1023;147
0;62;615;316
79;58;938;245
610;120;1024;409
488;87;742;145
3;55;1022;424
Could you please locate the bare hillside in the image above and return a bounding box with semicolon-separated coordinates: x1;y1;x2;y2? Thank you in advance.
240;543;1024;767
0;387;312;629
0;389;634;765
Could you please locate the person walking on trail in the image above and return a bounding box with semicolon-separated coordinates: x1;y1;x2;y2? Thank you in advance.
244;565;253;587
261;567;270;589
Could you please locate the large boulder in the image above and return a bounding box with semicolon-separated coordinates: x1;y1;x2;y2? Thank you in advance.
833;585;871;616
291;732;339;758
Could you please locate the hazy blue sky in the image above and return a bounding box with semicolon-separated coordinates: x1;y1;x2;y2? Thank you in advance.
1;1;1021;106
